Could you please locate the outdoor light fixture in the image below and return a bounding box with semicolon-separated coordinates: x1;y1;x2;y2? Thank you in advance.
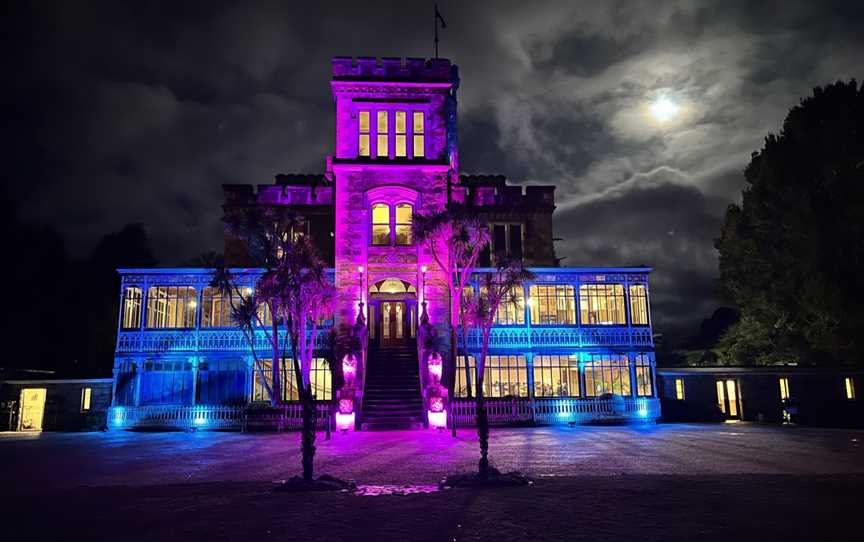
421;265;427;273
342;354;357;385
188;300;197;308
428;396;446;430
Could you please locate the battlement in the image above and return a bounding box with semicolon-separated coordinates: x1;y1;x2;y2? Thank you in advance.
460;175;556;208
224;174;332;206
332;56;453;82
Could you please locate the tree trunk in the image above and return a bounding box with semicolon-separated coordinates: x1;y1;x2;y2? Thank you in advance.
449;325;458;437
296;317;316;484
270;306;281;406
460;304;472;399
476;327;491;478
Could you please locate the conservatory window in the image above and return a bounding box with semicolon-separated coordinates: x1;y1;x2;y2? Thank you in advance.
533;355;580;397
145;286;197;328
395;203;413;245
412;111;425;157
529;285;576;325
478;285;525;325
201;287;233;328
629;284;649;325
395;111;407;157
358;111;370;157
371;203;391;245
121;287;143;329
583;354;631;397
376;111;389;157
579;284;626;325
253;359;332;402
634;354;653;396
455;355;528;398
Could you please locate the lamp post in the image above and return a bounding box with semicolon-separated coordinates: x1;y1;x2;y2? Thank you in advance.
420;265;429;324
356;265;365;326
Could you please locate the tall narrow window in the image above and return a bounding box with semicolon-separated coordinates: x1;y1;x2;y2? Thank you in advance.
779;377;790;400
358;111;370;157
629;284;649;325
675;378;685;400
371;203;391;245
80;387;92;411
121;287;142;329
529;285;576;325
395;111;407;157
146;286;197;328
394;203;413;245
376;110;389;158
845;377;856;399
412;111;425;157
201;287;232;328
509;224;523;260
579;284;626;325
635;354;653;396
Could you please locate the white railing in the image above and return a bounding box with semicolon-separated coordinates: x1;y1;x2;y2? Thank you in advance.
108;403;333;431
116;328;331;354
463;326;654;349
452;397;661;426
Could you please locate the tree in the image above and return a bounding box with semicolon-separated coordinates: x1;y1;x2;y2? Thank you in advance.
716;80;864;366
222;205;335;482
413;203;490;432
464;259;534;477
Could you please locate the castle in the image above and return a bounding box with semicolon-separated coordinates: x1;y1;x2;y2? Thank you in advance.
108;57;658;430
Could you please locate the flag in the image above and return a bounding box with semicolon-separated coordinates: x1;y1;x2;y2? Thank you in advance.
435;5;447;29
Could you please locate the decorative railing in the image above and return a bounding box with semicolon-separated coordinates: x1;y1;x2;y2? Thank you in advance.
452;397;661;426
463;326;653;350
108;403;333;431
116;328;332;354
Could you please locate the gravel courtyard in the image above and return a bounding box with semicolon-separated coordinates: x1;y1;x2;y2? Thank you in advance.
2;423;863;540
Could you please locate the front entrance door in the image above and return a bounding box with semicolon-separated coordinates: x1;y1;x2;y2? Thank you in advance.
18;388;46;431
716;379;741;420
371;300;416;347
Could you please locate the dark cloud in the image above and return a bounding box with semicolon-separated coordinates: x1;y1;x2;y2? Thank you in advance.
5;0;864;342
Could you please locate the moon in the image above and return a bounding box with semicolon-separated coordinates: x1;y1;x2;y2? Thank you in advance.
650;96;680;123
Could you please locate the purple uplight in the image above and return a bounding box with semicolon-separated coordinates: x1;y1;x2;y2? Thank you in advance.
428;410;446;430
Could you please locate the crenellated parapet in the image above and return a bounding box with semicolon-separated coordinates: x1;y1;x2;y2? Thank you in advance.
223;174;332;207
332;56;453;82
460;174;556;209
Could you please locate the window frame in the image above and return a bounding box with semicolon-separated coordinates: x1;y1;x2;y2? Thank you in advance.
674;378;685;400
528;284;577;325
80;387;92;412
145;286;198;329
533;354;580;398
121;286;143;329
628;283;650;326
845;377;856;400
370;201;414;247
579;283;627;326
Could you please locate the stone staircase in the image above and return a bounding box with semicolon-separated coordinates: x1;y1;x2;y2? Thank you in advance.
361;344;424;430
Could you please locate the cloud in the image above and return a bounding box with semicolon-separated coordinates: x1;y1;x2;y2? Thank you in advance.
5;0;864;341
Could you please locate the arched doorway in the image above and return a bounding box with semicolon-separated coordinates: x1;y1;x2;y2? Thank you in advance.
368;278;417;347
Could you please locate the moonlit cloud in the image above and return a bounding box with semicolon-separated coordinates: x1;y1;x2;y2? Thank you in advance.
5;0;864;342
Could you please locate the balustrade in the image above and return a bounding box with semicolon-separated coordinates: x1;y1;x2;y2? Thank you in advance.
116;328;332;354
452;397;660;426
463;326;654;350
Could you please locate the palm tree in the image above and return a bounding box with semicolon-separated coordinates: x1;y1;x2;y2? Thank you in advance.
412;203;490;433
209;266;275;403
465;258;534;477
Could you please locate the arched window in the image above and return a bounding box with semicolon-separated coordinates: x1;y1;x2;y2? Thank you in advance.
371;203;391;246
395;203;413;245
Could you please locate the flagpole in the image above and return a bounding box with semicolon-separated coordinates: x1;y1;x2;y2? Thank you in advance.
434;4;439;59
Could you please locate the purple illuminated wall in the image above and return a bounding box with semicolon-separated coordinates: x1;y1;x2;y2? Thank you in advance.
329;57;458;359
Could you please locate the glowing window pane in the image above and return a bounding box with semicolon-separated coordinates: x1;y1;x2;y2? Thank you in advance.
395;204;412;245
629;284;649;325
377;110;388;133
778;377;790;400
395;111;406;133
372;225;391;245
845;377;856;400
358;111;370;157
122;287;142;329
675;378;685;400
579;284;626;325
583;354;631;397
81;388;92;411
413;111;424;158
372;203;390;224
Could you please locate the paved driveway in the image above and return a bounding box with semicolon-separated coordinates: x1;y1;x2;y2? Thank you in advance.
2;423;862;489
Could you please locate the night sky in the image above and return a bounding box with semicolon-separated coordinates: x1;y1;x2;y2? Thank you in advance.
6;0;864;343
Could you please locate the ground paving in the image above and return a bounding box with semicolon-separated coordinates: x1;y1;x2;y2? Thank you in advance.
1;423;862;540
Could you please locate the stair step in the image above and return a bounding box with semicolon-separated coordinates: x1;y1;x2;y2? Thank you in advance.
361;421;424;431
